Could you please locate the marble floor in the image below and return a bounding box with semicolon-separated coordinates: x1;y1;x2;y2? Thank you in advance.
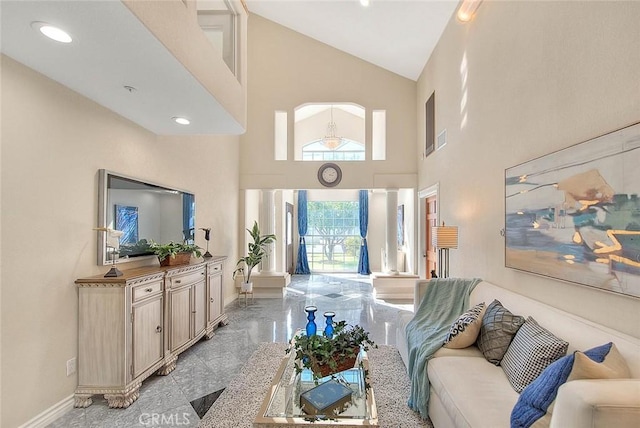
47;273;413;428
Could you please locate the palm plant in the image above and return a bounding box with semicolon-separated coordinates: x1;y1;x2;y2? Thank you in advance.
233;221;276;284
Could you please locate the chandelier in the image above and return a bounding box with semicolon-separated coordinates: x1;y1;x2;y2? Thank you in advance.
322;105;342;150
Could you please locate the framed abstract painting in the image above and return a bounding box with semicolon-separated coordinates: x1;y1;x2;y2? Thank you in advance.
505;122;640;298
115;204;139;245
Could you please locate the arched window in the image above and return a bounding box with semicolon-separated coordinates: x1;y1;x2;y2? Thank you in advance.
294;103;365;161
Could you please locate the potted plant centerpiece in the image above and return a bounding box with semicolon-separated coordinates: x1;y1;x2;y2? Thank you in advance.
233;221;276;293
287;320;376;382
149;241;202;267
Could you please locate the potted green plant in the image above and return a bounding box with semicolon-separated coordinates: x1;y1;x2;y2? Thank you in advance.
287;321;377;383
149;241;202;266
233;221;276;293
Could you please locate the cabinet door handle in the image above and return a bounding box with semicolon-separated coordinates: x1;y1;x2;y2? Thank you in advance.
156;326;162;333
145;288;153;292
210;297;214;303
201;272;205;275
192;310;197;314
175;280;181;284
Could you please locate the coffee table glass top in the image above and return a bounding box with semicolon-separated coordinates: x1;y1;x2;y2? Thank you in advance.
255;339;378;426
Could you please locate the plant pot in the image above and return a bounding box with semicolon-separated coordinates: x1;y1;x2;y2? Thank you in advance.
309;347;360;378
240;282;253;293
159;251;192;267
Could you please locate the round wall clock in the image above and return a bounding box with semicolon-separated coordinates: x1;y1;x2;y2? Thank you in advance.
317;163;342;187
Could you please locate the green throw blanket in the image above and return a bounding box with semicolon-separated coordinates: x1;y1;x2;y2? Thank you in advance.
406;277;482;419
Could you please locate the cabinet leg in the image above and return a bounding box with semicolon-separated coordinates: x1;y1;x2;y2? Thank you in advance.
219;315;230;326
74;394;93;408
157;355;178;375
104;386;140;408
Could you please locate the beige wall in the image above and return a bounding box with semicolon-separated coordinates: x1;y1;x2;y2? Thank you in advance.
241;14;417;190
417;1;640;337
0;55;239;427
240;15;420;272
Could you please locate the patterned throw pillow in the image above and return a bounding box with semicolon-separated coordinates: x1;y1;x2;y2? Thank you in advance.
476;300;525;365
501;317;569;393
444;302;486;349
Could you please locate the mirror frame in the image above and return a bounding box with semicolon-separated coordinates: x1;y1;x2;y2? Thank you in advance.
97;169;195;266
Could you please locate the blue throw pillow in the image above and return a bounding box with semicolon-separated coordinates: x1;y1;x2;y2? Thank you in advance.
510;342;613;428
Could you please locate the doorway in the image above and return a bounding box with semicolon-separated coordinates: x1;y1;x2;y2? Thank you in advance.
306;201;360;273
425;196;438;278
418;184;439;278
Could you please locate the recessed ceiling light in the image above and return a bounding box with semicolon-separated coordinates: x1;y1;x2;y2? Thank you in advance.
31;22;72;43
172;117;190;125
360;0;370;6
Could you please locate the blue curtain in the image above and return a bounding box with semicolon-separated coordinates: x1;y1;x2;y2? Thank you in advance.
358;190;371;275
182;193;194;243
295;190;311;274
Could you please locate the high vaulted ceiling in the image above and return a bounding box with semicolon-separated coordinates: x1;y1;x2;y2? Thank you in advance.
1;1;458;136
245;0;459;81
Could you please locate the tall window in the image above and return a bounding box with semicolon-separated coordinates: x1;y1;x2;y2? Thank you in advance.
306;201;360;272
294;103;366;161
425;92;435;157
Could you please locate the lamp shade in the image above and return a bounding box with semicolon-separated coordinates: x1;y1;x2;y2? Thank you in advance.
432;225;458;249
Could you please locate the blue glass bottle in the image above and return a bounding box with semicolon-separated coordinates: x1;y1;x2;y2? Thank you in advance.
304;305;317;336
323;311;335;337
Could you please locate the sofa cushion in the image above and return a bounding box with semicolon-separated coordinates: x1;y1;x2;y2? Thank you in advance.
510;342;614;428
444;302;486;349
477;299;525;365
428;356;519;428
501;317;569;392
568;343;630;381
433;345;485;359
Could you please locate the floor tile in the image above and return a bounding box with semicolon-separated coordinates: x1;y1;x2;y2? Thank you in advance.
189;388;225;418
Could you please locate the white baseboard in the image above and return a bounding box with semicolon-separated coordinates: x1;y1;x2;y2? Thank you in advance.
18;394;74;428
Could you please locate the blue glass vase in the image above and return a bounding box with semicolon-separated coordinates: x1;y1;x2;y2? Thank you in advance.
323;311;335;337
304;305;317;336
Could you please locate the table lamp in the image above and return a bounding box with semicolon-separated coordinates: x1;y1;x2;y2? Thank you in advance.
432;222;458;278
95;227;124;277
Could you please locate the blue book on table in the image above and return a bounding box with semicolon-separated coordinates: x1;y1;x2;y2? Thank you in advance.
300;379;353;416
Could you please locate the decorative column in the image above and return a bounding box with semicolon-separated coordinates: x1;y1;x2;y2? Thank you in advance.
385;189;399;274
261;189;276;273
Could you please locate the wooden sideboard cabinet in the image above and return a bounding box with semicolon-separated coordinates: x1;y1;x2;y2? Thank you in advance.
74;256;228;408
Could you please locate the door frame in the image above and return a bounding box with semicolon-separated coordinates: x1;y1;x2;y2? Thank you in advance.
285;202;294;274
418;183;439;279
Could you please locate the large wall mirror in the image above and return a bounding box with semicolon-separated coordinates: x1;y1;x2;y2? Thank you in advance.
98;169;196;266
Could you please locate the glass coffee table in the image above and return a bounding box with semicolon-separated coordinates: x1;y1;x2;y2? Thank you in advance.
254;340;378;427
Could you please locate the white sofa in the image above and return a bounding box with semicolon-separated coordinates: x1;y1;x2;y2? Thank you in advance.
396;280;640;428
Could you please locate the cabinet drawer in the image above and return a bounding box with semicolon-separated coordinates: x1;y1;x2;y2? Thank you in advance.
208;262;222;275
132;281;162;302
169;270;205;289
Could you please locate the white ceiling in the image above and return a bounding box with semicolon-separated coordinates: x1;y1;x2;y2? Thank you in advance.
245;0;459;81
0;0;457;136
0;0;243;136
